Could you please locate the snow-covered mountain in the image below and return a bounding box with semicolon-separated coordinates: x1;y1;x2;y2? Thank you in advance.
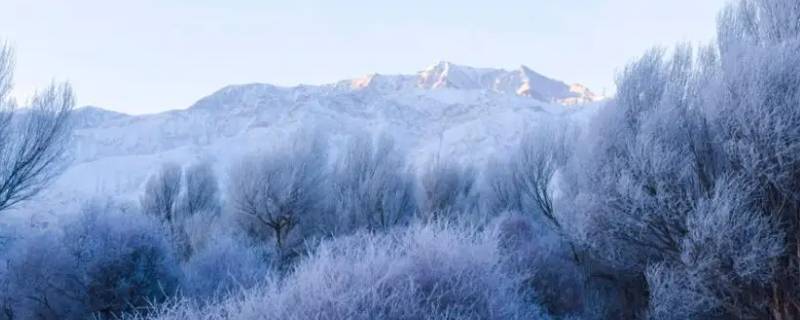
17;62;605;218
345;61;599;105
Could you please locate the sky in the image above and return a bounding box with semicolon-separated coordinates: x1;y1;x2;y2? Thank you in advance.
0;0;729;114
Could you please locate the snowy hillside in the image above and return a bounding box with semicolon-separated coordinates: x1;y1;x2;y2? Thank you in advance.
19;62;604;218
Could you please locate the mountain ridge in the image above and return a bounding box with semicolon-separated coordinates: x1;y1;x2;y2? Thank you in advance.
185;61;601;112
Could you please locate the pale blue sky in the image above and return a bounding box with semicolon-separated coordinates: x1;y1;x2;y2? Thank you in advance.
1;0;728;114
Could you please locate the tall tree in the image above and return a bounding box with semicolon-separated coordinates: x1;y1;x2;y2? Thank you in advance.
0;43;74;213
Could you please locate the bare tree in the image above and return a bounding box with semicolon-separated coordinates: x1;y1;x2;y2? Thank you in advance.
418;159;477;221
141;163;183;224
485;123;583;267
0;43;74;213
181;161;220;217
332;133;415;233
229;135;328;252
487;123;571;228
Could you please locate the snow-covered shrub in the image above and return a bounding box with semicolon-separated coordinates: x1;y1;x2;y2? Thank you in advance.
181;235;273;301
0;202;181;320
494;212;586;318
129;223;550;320
0;230;77;319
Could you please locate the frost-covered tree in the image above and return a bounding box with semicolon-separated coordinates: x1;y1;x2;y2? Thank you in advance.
646;180;783;319
557;0;800;317
139;161;222;260
332;134;415;233
571;45;715;272
229;135;329;254
717;0;800;53
0;201;180;320
486;122;572;228
181;161;220;217
0;43;73;214
140;163;196;259
417;159;478;221
141;163;183;224
712;2;800;317
562;46;728;319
